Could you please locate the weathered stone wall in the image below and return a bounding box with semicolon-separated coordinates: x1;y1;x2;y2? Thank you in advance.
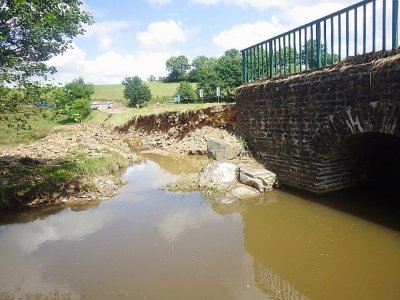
236;53;400;193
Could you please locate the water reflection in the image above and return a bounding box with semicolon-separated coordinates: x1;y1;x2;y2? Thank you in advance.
158;208;221;242
0;155;399;299
0;207;113;297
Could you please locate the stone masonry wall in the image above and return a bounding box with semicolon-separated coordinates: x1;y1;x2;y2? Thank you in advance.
236;53;400;193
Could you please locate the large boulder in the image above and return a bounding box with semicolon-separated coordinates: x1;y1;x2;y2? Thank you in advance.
207;139;242;161
238;168;277;192
198;162;238;189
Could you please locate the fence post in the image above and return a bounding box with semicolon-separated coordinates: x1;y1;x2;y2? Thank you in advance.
393;0;399;50
242;50;247;83
269;42;273;77
316;22;322;68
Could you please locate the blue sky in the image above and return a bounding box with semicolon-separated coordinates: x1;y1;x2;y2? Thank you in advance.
48;0;357;84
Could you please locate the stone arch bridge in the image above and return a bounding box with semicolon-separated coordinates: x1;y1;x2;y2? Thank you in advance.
236;53;400;194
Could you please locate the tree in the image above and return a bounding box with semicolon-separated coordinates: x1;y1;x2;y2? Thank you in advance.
147;75;157;82
165;55;190;82
176;82;197;103
188;55;210;82
64;77;94;101
196;58;221;101
215;49;242;101
122;76;151;107
66;98;91;123
301;40;339;69
0;0;93;126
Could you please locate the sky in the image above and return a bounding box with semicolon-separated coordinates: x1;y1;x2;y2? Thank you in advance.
47;0;358;85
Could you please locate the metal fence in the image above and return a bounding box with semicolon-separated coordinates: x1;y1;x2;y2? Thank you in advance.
241;0;399;83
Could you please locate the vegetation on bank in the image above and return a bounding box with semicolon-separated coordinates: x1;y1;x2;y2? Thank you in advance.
0;152;129;210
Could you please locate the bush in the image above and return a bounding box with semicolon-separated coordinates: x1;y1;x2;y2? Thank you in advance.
122;76;152;107
66;98;91;122
176;81;197;103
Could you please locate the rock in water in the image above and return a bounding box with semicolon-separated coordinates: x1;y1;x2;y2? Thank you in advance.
198;162;238;189
238;168;277;192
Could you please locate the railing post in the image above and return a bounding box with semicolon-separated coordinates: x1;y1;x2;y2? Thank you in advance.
269;42;273;77
242;50;247;83
316;22;322;68
393;0;399;50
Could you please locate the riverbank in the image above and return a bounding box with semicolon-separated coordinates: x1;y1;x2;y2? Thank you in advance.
0;104;271;210
0;123;141;210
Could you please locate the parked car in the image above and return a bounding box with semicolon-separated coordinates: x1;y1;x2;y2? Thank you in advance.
35;101;53;108
90;102;99;110
106;101;114;109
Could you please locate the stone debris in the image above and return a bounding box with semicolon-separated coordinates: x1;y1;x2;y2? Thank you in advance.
207;139;243;160
238;168;277;192
198;162;238;189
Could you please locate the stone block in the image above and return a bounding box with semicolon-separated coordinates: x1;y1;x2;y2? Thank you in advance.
238;168;277;192
207;139;242;161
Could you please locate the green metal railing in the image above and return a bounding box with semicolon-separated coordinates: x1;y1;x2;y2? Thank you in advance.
241;0;399;83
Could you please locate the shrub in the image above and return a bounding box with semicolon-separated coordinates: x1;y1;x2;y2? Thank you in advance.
66;98;91;122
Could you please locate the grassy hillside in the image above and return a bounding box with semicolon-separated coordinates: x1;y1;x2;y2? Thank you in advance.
92;82;196;102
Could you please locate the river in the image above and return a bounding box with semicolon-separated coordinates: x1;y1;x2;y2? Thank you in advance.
0;154;399;299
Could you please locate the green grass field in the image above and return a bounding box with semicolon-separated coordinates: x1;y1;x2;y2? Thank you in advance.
92;82;196;103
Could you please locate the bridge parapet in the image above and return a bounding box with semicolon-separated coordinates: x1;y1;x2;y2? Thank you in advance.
236;52;400;193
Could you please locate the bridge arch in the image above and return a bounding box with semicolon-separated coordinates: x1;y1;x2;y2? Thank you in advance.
311;103;400;192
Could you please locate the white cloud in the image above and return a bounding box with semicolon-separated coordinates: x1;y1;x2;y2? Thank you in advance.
47;43;173;84
194;0;355;10
213;17;289;51
84;20;132;49
137;20;190;49
147;0;173;5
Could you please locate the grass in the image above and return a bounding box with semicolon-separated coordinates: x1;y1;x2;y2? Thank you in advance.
92;82;196;102
0;112;69;147
0;152;129;209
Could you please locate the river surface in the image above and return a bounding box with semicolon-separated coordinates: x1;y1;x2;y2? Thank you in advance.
1;154;400;299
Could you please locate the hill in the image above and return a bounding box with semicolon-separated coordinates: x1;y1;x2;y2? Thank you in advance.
92;82;196;102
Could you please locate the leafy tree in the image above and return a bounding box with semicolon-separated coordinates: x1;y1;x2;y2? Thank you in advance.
147;75;157;82
0;0;93;126
122;76;151;107
195;49;242;102
301;40;339;69
176;82;197;103
64;77;94;102
165;55;190;82
196;58;221;101
215;49;242;101
66;98;91;123
188;55;210;82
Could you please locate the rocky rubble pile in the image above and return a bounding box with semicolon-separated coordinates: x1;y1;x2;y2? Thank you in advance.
0;124;137;162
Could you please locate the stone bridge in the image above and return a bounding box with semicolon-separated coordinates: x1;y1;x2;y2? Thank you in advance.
236;53;400;194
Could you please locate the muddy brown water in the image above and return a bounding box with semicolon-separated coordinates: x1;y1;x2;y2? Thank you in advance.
1;154;399;299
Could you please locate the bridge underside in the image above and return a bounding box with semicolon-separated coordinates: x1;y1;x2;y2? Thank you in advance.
236;53;400;194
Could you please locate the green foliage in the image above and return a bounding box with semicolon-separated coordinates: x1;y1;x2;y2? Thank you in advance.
195;49;242;102
0;0;93;125
122;76;152;107
176;82;197;103
65;77;94;101
66;98;91;122
0;152;128;209
301;40;339;69
165;55;190;82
